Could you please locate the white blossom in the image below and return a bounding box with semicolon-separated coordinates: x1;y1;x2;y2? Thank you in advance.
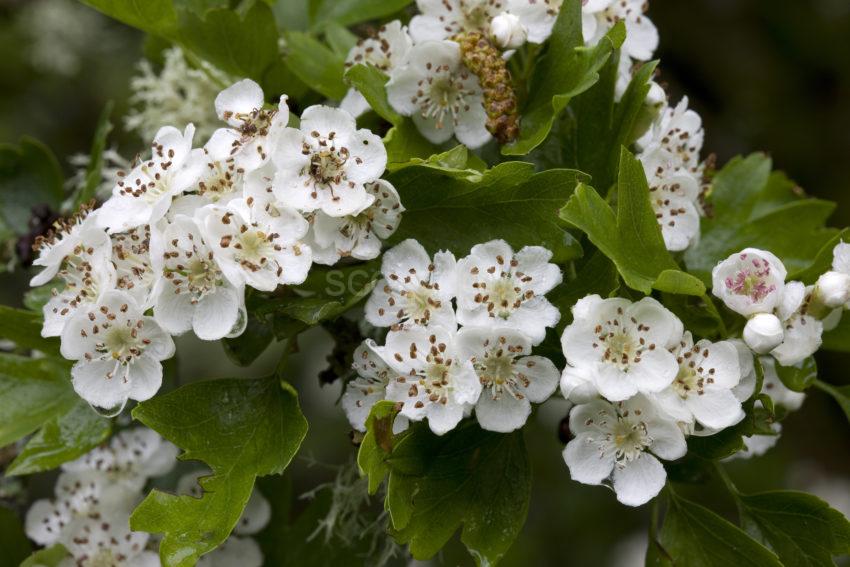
342;340;409;433
770;282;823;367
199;199;311;291
342;21;413;118
60;291;175;411
309;180;404;265
650;332;744;430
384;325;482;435
60;511;157;567
386;40;491;149
455;240;562;344
111;225;156;309
560;295;683;402
711;248;787;317
743;312;784;354
490;12;527;49
30;205;102;287
272;105;386;217
563;395;687;506
97;124;200;234
638;97;705;176
365;239;457;329
587;0;658;61
457;326;559;432
149;215;246;341
760;356;806;412
639;146;701;252
409;0;503;43
814;270;850;309
213;79;289;173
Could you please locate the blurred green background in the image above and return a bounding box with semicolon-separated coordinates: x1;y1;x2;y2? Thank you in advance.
0;1;848;565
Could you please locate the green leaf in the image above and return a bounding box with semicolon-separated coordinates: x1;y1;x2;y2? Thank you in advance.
549;251;619;329
222;314;274;366
80;0;178;36
823;317;850;353
310;0;412;28
658;492;783;567
774;357;817;392
684;154;839;281
559;149;705;295
790;228;850;284
324;21;358;56
357;401;405;494
344;64;402;125
73;101;114;209
0;354;75;448
0;305;61;354
388;161;585;262
502;0;625;156
687;424;746;460
20;545;70;567
739;490;850;566
0;506;32;565
0;137;64;235
384;120;444;166
179;2;280;82
384;423;531;565
284;31;348;100
814;380;850;422
7;400;111;476
130;376;308;567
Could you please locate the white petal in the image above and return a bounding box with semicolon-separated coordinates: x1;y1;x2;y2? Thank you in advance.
215;79;265;126
516;355;560;402
126;356;163;403
425;401;465;435
612;453;666;506
453;101;492;149
563;432;615;485
153;287;194;336
476;392;531;432
71;359;130;410
595;364;640;401
686;388;744;430
193;286;242;341
347;129;387;183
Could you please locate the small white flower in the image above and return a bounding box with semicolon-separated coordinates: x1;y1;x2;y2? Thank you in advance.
178;129;253;210
743;312;784;354
730;338;757;402
639;146;701;251
651;332;744;430
711;248;787;317
386;40;491;149
272;105;386;217
831;241;850;275
63;427;179;492
309;179;404;265
490;12;528;49
60;510;157;567
365;239;457;329
111;225;156;309
637;97;705;176
149;215;246;341
560;295;683;402
814;270;850;309
342;20;413;118
30;204;101;286
97;124;199;234
588;0;658;61
563;395;687;506
41;229;115;338
760;356;806;411
409;0;503;42
384;325;482;435
342;340;409;433
60;291;174;411
213;79;290;173
199;199;311;291
456;327;559;432
769;282;823;367
455;240;562;344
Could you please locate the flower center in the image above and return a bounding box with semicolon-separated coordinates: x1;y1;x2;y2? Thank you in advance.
197;161;239;201
489;276;523;318
85;549;121;567
164;248;223;303
414;74;470;131
99;324;144;362
608;418;651;464
592;308;657;372
725;256;775;302
402;287;441;325
309;147;349;186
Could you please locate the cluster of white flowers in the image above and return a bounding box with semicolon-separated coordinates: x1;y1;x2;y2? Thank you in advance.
25;428;176;566
343;238;562;435
559;295;749;505
29;78;400;414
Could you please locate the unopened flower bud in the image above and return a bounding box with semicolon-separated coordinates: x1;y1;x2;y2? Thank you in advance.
490;13;527;50
814;271;850;308
743;313;784;354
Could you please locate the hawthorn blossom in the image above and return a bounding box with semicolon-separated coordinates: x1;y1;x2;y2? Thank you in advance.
177;130;252;210
409;0;503;43
30;204;101;286
365;239;457;329
386;40;491;148
637;97;705;176
384;325;482;435
457;326;559;432
342;20;413;117
822;241;850;308
272;105;386;217
111;225;155;308
455;240;562;344
61;511;157;567
743;312;784;354
97;124;199;234
770;282;824;366
59;291;174;411
760;356;806;411
711;248;787;317
213;79;289;172
342;340;409;433
41;230;116;338
651;332;744;430
309;179;404;265
149;215;246;341
490;12;527;49
563;395;687;506
588;0;658;61
199;199;311;291
63;427;178;492
560;295;683;402
639;146;701;252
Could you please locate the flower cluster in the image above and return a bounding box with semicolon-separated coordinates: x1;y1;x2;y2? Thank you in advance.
25;428;176;566
343;238;562;435
29;78;400;413
559;295;748;505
